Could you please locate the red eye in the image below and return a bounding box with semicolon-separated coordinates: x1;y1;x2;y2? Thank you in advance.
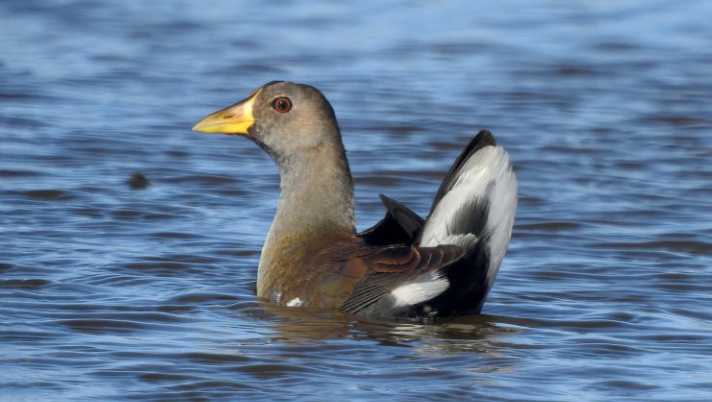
272;97;292;113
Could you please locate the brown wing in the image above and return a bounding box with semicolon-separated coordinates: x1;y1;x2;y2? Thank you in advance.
318;243;465;315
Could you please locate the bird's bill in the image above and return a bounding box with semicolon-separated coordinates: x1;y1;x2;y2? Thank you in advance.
192;88;262;134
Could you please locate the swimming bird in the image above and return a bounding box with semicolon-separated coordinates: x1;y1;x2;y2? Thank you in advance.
192;81;517;322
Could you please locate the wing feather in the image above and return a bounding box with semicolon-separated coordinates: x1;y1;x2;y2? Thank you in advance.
339;244;464;314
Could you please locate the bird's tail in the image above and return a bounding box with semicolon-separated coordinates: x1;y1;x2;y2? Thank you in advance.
418;130;517;313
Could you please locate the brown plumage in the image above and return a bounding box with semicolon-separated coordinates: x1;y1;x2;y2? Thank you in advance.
192;81;517;321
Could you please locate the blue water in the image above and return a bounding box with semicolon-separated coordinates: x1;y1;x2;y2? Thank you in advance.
1;1;711;401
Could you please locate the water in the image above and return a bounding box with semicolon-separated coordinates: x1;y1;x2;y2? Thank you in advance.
1;0;711;400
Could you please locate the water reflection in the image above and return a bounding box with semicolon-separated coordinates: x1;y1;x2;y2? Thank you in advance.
237;301;523;354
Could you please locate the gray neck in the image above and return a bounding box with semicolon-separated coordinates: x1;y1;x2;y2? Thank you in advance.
258;141;355;284
275;143;355;233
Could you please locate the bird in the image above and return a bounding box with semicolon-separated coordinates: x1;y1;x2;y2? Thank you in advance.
192;81;517;322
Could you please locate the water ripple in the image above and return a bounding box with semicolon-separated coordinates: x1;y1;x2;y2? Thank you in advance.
1;0;711;401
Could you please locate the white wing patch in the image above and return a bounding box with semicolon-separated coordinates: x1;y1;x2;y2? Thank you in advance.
286;297;303;307
391;274;450;307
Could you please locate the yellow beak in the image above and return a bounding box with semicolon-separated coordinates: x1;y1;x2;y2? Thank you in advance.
192;88;262;134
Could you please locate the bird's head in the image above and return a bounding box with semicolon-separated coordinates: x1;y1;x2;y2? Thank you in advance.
192;81;341;159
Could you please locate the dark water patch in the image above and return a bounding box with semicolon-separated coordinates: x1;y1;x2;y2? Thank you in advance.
429;39;492;57
516;195;546;207
161;379;266;393
613;159;647;170
361;124;422;135
111;209;144;219
0;115;46;128
642;114;712;127
0;329;64;343
56;318;150;334
592;240;712;255
654;279;712;293
167;292;241;305
210;187;252;198
148;231;203;240
0;263;14;273
386;124;421;135
165;149;191;158
212;248;261;258
151;253;230;265
121;261;192;274
237;62;288;74
354;175;402;187
594;41;640;52
668;307;712;322
73;206;105;218
80;274;161;288
162;174;240;185
155;304;198;314
573;342;650;357
137;372;200;383
8;189;77;201
0;90;44;101
517;221;582;232
232;363;316;378
110;209;180;222
53;311;191;332
0;278;52;290
0;169;43;178
587;379;660;392
554;143;608;156
180;352;252;366
554;65;599;77
630;332;712;347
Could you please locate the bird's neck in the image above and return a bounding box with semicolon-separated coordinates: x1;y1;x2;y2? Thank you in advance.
273;142;355;234
257;141;356;295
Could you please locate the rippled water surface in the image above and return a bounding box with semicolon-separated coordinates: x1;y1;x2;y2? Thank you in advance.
2;1;711;401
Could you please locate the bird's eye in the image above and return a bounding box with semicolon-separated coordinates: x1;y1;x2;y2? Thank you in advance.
272;97;292;113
